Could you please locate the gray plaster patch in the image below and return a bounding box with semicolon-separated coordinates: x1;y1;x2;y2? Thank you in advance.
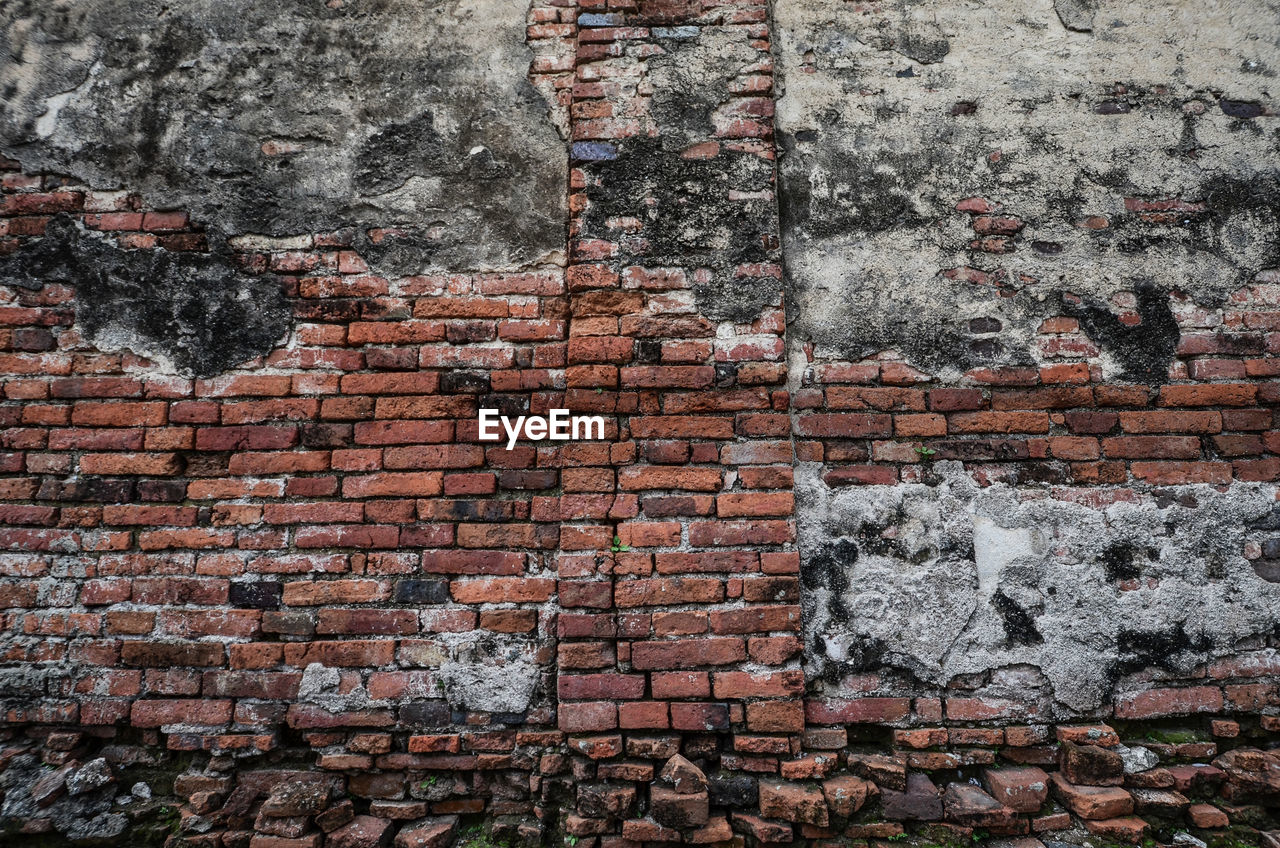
1117;744;1159;773
435;632;543;714
797;461;1280;714
439;660;539;714
0;0;566;274
298;663;343;703
1053;0;1097;32
774;0;1280;381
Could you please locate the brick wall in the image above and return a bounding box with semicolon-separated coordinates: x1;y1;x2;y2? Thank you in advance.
1;1;1278;847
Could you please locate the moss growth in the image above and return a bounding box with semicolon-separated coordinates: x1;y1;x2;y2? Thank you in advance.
1144;728;1201;744
458;822;515;848
1207;829;1266;848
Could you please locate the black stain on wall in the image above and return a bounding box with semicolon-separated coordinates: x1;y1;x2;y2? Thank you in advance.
991;589;1044;646
580;138;780;323
355;112;453;196
1114;624;1212;677
1064;283;1180;383
0;216;290;377
1099;543;1149;581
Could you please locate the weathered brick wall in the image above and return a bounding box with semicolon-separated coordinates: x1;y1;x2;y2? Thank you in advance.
0;1;1278;847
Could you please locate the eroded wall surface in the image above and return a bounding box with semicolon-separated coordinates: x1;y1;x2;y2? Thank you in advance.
775;0;1280;380
777;0;1280;718
798;463;1280;713
1;0;567;376
2;0;567;269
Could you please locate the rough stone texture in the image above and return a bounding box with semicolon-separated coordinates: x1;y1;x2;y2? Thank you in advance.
64;758;113;796
394;816;457;848
438;651;541;715
776;0;1280;380
880;773;943;822
0;0;566;274
1117;745;1160;774
984;767;1050;813
0;754;125;841
650;786;710;829
798;461;1280;713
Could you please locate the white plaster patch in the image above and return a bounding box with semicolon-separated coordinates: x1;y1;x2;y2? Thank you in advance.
797;461;1280;714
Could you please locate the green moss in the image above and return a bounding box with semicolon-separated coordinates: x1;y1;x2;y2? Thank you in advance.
1207;828;1267;848
458;823;514;848
1143;728;1200;744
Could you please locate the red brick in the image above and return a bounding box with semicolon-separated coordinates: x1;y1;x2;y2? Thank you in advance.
1187;803;1229;828
559;701;618;732
1131;462;1232;485
618;467;722;491
1083;817;1149;844
716;492;794;517
615;578;723;607
794;413;892;438
948;411;1049;434
708;606;801;635
618;701;670;729
282;641;395;668
558;674;646;700
990;386;1091;409
984;767;1050;812
630;638;745;669
1050;774;1133;820
316;609;418;635
1114;686;1223;719
131;699;232;727
746;700;804;732
670;702;730;731
759;780;828;826
1159;383;1256;406
450;578;555;604
826;387;926;411
651;671;710;698
928;389;985;411
805;698;911;724
1118;410;1220;433
1102;436;1202;459
823;466;899;486
422;550;524;575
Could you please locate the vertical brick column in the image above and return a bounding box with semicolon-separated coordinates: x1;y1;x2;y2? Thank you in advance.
555;1;805;841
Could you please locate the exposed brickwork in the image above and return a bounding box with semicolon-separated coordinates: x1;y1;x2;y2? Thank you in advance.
797;265;1280;491
0;1;1278;847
